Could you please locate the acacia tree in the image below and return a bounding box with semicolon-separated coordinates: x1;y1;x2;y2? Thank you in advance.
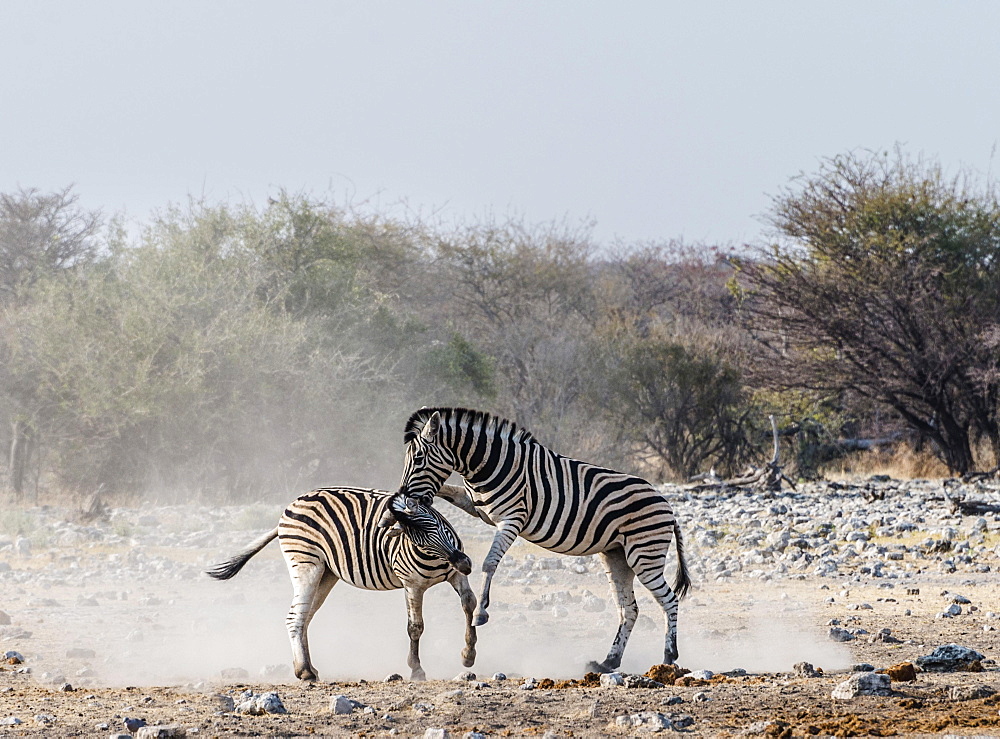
737;150;1000;474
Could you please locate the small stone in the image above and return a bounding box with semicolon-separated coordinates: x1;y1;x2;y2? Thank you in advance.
883;662;917;682
59;682;74;692
520;677;538;690
829;627;855;642
424;729;450;739
136;726;187;738
492;672;507;681
0;717;23;725
463;733;487;739
949;684;995;702
453;670;476;681
235;691;287;715
672;714;695;729
439;689;465;703
384;673;403;683
622;674;664;689
793;662;821;677
614;711;673;731
851;663;875;672
831;672;892;699
743;720;786;735
915;644;985;672
330;695;355;714
599;672;624;687
693;691;710;702
664;695;683;705
868;628;900;644
688;669;713;680
3;650;24;664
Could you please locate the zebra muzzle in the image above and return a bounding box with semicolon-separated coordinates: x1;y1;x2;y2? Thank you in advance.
449;551;473;575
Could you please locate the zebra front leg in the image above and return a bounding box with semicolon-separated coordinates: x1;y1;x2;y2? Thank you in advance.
285;563;338;681
403;583;429;681
587;548;638;674
437;484;495;526
475;517;524;626
448;571;478;667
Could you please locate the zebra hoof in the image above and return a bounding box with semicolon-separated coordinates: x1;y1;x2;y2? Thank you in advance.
462;649;476;667
473;611;489;627
585;660;613;674
410;668;427;682
295;668;318;682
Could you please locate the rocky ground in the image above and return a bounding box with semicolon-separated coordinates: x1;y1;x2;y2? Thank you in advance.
1;476;1000;736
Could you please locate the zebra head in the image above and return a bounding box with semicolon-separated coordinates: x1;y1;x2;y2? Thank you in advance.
382;491;472;575
399;411;455;504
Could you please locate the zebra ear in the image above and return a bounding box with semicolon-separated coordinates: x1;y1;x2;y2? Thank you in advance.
377;508;397;529
420;411;441;441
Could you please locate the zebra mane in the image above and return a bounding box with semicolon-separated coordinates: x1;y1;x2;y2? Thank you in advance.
404;407;533;445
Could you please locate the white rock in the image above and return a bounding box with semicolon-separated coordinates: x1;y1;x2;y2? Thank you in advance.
599;672;624;687
831;672;891;700
615;711;673;731
330;695;354;714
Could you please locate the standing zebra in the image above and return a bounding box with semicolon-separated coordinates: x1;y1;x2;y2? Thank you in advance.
207;487;477;682
398;407;691;672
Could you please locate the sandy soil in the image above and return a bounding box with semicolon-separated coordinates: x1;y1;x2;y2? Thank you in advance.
1;497;1000;737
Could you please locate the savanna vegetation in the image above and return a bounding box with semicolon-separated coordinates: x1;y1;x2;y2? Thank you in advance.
2;149;999;502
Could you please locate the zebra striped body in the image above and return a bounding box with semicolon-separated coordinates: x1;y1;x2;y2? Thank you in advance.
399;408;691;672
208;487;477;681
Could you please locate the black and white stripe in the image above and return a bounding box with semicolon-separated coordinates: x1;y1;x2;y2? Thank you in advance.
399;407;691;672
207;486;477;681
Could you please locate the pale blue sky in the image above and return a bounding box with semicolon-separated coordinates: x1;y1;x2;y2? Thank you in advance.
2;2;998;247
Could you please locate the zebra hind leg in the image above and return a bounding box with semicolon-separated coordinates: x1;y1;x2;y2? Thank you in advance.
403;583;429;681
587;548;638;674
627;546;682;664
448;570;478;667
285;562;338;681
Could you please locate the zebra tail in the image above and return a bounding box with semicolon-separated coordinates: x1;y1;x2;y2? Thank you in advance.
206;526;279;581
672;520;693;601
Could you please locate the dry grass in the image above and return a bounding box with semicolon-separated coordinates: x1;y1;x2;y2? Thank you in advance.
823;443;952;480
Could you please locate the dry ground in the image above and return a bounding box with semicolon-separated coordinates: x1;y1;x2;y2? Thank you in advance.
2;500;1000;736
3;574;1000;736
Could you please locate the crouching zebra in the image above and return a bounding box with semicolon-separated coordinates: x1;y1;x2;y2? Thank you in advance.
207;486;477;681
397;407;691;673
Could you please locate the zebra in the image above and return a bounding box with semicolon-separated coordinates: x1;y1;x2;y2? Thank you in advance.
206;486;477;682
398;407;691;673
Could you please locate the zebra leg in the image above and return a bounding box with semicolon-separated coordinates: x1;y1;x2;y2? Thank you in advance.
285;563;338;681
403;583;429;681
587;548;638;673
437;484;495;526
626;546;682;665
474;517;524;626
448;570;478;667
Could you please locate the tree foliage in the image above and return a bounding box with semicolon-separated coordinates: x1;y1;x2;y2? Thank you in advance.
737;150;1000;473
